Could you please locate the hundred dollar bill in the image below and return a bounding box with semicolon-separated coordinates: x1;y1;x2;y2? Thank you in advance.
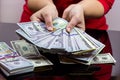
59;55;90;65
52;17;68;30
0;42;18;59
48;30;63;49
62;29;72;52
70;29;95;52
10;40;41;58
74;28;96;50
27;57;53;71
17;22;40;37
91;53;116;64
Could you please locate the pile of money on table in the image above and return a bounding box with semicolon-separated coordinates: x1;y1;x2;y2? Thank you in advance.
0;41;53;76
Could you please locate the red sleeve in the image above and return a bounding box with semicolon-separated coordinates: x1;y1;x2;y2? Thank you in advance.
98;0;115;14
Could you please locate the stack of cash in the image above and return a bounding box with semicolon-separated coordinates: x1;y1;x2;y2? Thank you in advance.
16;17;116;65
0;41;53;76
10;40;53;72
0;42;34;76
59;53;116;65
0;56;34;76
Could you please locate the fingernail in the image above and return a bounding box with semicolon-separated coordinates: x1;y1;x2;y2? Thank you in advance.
67;27;71;33
47;27;53;31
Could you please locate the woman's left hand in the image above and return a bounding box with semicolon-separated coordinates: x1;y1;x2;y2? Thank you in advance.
62;4;85;32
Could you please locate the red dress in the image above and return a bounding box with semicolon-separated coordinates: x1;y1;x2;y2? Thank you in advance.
20;0;115;80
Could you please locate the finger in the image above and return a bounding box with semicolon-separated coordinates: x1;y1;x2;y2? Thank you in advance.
62;6;73;21
76;17;85;31
62;5;75;21
66;16;78;32
30;14;41;22
42;13;53;31
62;8;69;19
77;23;85;31
30;17;41;22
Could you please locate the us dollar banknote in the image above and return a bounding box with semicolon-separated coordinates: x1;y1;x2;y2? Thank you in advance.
91;53;116;64
0;42;18;59
10;40;41;58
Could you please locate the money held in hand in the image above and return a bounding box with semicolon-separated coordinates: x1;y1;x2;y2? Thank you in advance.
16;18;105;56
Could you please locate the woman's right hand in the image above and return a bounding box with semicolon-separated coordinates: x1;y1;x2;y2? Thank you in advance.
30;4;58;31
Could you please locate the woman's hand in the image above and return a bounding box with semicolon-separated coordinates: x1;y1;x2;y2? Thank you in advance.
30;4;58;31
62;4;85;32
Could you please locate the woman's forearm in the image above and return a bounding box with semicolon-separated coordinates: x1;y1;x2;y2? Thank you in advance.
27;0;54;12
78;0;104;18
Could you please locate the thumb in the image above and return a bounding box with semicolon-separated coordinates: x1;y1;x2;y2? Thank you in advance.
44;15;53;31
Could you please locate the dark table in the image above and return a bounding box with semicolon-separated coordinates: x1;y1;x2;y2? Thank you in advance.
0;23;118;80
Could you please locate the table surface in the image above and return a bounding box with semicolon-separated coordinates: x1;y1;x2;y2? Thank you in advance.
0;22;119;80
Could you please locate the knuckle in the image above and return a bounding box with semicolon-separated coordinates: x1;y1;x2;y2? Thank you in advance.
43;13;49;17
69;22;75;27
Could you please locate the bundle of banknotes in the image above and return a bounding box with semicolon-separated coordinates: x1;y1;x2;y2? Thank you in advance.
59;53;116;65
16;17;116;65
0;41;53;76
10;40;53;71
0;42;33;76
16;18;102;53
